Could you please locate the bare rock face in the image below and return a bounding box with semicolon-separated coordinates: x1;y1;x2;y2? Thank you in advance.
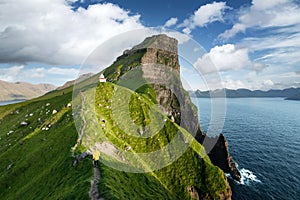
198;134;241;182
131;34;178;54
137;34;241;185
106;34;240;197
138;35;199;136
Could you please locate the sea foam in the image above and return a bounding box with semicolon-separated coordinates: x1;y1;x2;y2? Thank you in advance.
239;168;261;185
225;164;262;185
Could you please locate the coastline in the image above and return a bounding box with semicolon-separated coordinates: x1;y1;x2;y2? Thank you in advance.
0;99;26;106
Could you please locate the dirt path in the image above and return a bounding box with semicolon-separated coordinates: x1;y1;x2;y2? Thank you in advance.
80;92;87;144
80;92;103;200
89;162;103;200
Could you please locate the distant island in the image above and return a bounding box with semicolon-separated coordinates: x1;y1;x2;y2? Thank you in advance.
190;88;300;100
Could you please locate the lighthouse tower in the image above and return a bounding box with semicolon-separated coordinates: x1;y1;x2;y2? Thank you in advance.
99;74;106;83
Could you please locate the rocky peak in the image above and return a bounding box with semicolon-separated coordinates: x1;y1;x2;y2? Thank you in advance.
122;34;180;74
131;34;178;54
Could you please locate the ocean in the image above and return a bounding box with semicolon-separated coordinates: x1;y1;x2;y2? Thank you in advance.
0;100;25;106
192;97;300;200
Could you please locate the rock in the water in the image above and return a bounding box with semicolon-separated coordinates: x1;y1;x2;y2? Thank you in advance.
201;133;241;182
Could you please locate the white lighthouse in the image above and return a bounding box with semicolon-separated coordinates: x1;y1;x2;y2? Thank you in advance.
99;74;106;83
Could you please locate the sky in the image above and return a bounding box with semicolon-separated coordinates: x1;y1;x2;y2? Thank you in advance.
0;0;299;91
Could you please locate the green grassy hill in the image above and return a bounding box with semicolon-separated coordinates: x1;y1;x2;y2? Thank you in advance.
0;34;230;199
0;81;228;200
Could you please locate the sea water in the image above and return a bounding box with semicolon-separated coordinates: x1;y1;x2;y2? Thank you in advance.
0;99;25;106
192;98;300;200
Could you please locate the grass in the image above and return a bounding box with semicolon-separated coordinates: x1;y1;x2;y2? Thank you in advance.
0;90;93;199
77;81;228;199
0;45;229;199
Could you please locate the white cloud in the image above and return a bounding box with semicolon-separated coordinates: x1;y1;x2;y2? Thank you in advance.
194;44;252;74
180;2;228;33
0;0;144;65
240;33;300;66
217;0;300;84
219;0;300;40
0;65;79;85
164;17;178;27
263;79;274;87
47;67;79;75
251;63;269;74
251;0;289;11
0;65;24;82
194;44;269;75
222;79;246;89
182;28;191;35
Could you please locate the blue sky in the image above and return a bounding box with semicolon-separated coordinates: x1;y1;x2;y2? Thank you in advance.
0;0;299;90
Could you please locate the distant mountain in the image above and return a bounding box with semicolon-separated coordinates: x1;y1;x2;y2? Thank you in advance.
285;93;300;101
56;73;94;90
0;80;56;101
190;88;300;99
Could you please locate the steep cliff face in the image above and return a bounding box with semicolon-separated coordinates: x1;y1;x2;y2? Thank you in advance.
102;34;240;199
199;134;241;181
134;34;241;182
104;34;240;183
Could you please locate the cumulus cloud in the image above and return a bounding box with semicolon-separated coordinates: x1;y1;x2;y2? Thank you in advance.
194;44;269;74
296;69;300;74
194;44;251;74
164;17;178;27
263;79;274;87
180;2;228;33
0;0;144;66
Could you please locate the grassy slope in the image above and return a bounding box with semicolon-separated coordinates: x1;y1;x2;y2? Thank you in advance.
0;90;92;199
0;81;227;199
0;48;228;199
90;82;227;199
0;85;178;199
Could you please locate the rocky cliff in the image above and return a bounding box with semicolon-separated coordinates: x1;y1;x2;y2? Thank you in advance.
119;34;241;183
198;134;241;181
0;34;238;200
102;34;242;199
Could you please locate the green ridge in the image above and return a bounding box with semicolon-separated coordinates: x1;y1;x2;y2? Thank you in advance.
0;38;229;199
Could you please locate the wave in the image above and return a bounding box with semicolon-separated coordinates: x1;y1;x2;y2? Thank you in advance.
239;168;262;185
226;164;262;185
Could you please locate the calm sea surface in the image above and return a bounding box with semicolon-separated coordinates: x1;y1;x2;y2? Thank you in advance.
192;98;300;200
0;100;25;106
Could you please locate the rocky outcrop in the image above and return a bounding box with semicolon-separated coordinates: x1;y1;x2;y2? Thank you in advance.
198;134;241;181
137;35;241;184
137;35;200;137
104;34;240;197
